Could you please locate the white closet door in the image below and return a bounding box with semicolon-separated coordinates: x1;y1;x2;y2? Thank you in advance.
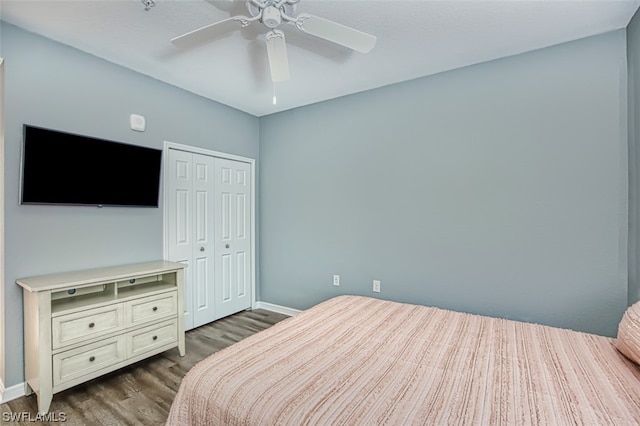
166;150;193;329
191;154;216;328
214;158;252;318
166;150;216;330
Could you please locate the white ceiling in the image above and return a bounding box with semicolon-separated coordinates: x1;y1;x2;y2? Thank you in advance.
1;0;639;117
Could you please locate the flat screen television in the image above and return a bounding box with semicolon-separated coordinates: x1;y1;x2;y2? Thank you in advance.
20;125;162;207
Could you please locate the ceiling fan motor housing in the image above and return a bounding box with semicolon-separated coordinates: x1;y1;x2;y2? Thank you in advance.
262;6;282;28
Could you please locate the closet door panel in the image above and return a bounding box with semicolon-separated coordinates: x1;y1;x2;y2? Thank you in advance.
167;150;193;330
233;163;252;310
215;158;252;318
191;154;216;328
167;151;216;329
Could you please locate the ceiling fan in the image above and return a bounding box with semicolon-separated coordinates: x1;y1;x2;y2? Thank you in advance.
170;0;377;83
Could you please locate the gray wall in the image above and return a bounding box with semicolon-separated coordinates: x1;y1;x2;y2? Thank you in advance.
259;30;628;338
2;23;259;387
629;9;640;303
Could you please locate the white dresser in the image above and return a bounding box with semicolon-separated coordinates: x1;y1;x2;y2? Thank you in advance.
16;261;187;414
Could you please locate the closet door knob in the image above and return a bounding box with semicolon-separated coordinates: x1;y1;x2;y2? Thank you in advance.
200;247;205;252
225;244;230;249
89;356;95;362
153;336;158;341
152;306;158;312
88;322;95;328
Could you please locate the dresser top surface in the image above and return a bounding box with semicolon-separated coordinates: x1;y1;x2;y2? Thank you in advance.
16;261;186;292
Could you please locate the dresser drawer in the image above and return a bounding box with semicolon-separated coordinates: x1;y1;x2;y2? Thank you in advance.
126;319;178;358
52;304;124;349
52;335;125;387
125;292;177;326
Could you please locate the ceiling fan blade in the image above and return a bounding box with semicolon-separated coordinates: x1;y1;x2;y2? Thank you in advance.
171;16;251;48
295;13;377;53
266;30;290;82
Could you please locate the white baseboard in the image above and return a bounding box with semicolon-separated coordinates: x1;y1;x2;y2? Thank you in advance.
254;301;301;316
0;380;25;404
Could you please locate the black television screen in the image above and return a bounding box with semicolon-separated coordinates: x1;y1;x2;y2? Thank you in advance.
21;125;162;207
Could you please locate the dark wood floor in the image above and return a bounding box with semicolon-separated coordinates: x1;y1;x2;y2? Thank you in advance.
0;309;290;425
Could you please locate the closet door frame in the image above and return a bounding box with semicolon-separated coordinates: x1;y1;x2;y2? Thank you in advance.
162;141;257;312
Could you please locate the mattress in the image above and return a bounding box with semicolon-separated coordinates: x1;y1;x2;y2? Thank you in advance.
167;295;640;425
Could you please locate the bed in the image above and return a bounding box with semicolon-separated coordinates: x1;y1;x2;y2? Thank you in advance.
167;295;640;425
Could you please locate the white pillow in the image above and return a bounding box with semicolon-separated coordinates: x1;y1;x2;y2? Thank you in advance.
616;301;640;365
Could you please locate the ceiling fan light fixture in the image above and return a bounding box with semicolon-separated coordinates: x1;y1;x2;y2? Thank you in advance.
262;6;282;28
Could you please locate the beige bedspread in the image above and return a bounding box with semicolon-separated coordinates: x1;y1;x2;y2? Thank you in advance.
167;295;640;425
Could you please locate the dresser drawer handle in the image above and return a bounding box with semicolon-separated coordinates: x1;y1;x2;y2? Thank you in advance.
88;322;95;328
89;356;96;362
152;306;158;312
152;335;158;341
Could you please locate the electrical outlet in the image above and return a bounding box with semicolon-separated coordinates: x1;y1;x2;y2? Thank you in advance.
373;280;381;293
333;275;340;286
